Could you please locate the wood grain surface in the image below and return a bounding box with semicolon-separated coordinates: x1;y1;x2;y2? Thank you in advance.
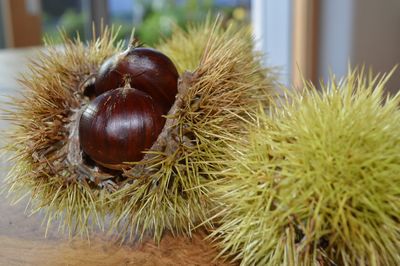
0;196;228;266
0;48;229;266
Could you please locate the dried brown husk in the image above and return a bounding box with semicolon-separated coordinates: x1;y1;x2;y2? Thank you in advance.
1;20;275;242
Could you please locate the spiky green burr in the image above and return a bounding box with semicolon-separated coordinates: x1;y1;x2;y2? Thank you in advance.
210;69;400;265
156;19;219;74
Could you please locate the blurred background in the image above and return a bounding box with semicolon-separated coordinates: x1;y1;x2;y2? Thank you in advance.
0;0;400;92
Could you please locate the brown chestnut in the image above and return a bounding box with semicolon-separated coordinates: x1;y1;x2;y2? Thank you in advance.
94;46;179;114
79;87;165;170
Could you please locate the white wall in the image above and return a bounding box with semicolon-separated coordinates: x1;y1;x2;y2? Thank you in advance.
318;0;354;81
251;0;292;86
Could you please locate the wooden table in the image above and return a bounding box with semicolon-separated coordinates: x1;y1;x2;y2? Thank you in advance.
0;48;227;266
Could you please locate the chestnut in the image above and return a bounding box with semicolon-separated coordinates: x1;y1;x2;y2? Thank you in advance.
78;87;165;170
94;46;179;114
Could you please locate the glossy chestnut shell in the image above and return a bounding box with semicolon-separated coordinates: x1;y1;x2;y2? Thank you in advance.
94;47;179;114
79;87;165;170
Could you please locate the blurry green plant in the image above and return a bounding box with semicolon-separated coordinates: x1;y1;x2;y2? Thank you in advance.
135;0;249;46
59;9;86;38
41;1;250;46
137;11;184;45
43;9;86;43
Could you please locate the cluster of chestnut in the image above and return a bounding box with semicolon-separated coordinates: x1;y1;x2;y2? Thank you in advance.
79;45;179;170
